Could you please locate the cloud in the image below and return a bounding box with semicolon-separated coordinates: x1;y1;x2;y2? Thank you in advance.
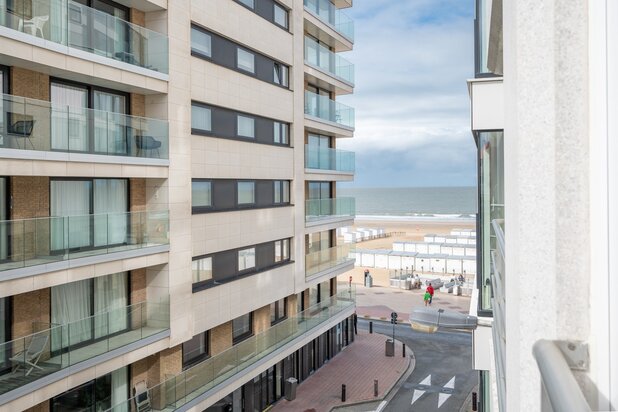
336;0;476;187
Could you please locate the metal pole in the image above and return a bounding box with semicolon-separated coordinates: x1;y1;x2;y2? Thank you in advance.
402;344;406;357
472;392;477;411
374;380;378;397
341;384;346;402
369;321;373;334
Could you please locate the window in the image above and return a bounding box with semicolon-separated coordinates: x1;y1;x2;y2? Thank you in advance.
183;331;209;368
192;181;212;209
238;181;255;205
275;238;290;262
273;62;289;87
238;247;256;271
273;122;289;145
192;256;213;284
237;115;255;138
270;298;287;325
51;367;128;411
274;181;290;204
232;313;253;343
237;48;255;73
191;27;212;58
192;104;212;132
274;3;288;28
237;0;254;9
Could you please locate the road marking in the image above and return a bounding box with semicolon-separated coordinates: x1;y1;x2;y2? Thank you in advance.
374;400;388;412
438;376;455;408
411;375;431;405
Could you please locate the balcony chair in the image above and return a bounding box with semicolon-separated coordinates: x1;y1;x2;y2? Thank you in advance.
9;333;49;376
19;15;49;39
133;380;151;412
8;117;35;150
135;135;162;158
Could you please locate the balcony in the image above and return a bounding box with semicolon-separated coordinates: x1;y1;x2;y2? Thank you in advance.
304;91;355;132
0;0;169;74
303;0;354;42
0;300;169;401
304;36;354;87
305;198;355;227
0;210;169;275
107;289;355;411
305;244;354;279
0;93;169;162
305;144;355;174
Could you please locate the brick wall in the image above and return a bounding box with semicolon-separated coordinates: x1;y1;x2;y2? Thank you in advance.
130;345;182;408
130;178;146;211
11;67;50;100
130;94;146;117
253;305;270;334
130;269;147;304
287;294;298;317
130;8;146;27
10;177;49;219
12;288;51;338
210;321;232;356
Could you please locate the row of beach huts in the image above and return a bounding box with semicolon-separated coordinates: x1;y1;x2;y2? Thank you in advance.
350;228;477;275
339;227;387;243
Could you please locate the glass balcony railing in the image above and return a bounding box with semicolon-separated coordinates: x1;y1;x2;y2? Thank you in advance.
304;91;355;128
305;244;354;278
107;288;355;412
0;0;169;73
0;299;169;397
305;144;355;172
0;210;169;273
303;0;354;41
304;36;354;84
0;93;169;159
305;197;355;223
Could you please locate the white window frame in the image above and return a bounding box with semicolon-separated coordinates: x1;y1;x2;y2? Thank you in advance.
237;48;255;73
238;247;256;271
191;27;212;58
237;115;255;138
274;3;288;29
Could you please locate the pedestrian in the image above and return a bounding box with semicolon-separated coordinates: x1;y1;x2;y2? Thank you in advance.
423;290;431;306
414;274;421;289
427;283;435;305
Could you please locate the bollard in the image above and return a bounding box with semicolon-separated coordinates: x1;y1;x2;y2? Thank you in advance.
472;392;478;411
369;321;373;334
341;384;346;402
403;344;406;357
374;380;378;397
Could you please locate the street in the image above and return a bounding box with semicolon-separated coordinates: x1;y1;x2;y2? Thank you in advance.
358;319;477;412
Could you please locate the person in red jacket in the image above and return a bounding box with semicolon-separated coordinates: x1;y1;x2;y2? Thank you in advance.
426;283;435;305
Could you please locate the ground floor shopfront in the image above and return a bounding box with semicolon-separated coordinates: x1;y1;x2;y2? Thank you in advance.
206;315;356;412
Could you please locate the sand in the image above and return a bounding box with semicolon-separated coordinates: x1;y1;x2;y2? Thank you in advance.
337;218;477;287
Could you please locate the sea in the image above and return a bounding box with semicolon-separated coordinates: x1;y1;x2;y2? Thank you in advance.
338;186;477;222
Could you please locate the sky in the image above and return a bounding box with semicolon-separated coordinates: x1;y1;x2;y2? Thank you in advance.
336;0;476;188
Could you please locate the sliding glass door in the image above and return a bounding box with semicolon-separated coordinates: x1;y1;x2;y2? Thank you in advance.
51;178;128;252
51;80;129;154
307;134;331;170
0;177;7;260
51;272;128;352
51;82;89;151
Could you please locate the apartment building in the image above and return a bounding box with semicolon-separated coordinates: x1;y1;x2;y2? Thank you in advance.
469;0;618;411
0;0;357;411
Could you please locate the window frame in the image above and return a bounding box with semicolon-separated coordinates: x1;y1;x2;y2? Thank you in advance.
232;313;254;344
190;26;213;59
236;115;256;139
191;103;213;133
270;298;288;325
236;0;255;9
236;47;256;74
191;180;213;212
192;255;213;285
182;331;210;369
238;247;257;272
273;62;289;87
274;180;291;205
273;121;289;145
273;2;289;29
274;238;291;263
237;181;256;206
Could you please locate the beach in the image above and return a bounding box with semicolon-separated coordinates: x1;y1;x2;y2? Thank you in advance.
338;216;476;287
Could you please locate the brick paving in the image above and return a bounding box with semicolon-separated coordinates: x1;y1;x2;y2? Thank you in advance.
271;331;410;412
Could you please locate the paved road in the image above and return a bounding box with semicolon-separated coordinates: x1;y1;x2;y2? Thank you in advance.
358;319;477;412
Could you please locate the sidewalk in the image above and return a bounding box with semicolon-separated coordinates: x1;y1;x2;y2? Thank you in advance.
352;283;471;323
271;331;411;412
